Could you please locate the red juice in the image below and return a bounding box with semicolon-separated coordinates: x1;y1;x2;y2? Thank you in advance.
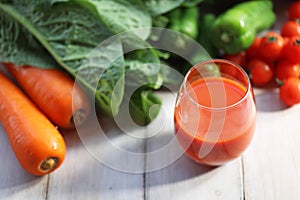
174;77;256;166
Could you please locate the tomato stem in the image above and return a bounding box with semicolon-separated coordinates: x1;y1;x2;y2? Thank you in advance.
275;78;284;87
267;36;277;42
295;38;300;45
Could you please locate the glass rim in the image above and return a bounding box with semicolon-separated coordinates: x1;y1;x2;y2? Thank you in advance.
183;59;252;111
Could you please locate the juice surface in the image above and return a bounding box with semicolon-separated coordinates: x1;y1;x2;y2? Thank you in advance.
187;77;246;108
175;77;256;166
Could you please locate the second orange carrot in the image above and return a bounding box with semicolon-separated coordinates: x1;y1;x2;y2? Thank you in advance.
3;63;91;129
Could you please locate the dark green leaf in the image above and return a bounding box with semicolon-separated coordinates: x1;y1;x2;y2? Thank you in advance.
0;1;125;116
121;31;162;89
124;49;162;90
182;0;203;7
143;0;184;16
0;8;56;68
77;0;152;40
159;62;183;86
129;88;162;126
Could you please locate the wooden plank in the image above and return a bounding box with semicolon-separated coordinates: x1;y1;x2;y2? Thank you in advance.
243;90;300;200
146;159;243;200
145;92;244;200
47;114;145;200
0;125;48;200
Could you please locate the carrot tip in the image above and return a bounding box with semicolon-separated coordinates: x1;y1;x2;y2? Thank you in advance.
39;157;59;172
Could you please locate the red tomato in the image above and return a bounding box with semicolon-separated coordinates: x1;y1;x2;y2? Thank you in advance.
246;37;262;59
282;36;290;46
281;21;300;37
289;1;300;21
259;32;284;62
275;60;300;81
281;36;300;63
279;78;300;106
223;51;247;69
248;58;274;86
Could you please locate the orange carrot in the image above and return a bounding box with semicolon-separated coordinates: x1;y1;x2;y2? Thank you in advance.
3;63;91;129
0;71;66;176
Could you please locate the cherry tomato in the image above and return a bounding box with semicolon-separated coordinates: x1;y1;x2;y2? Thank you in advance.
259;32;284;62
222;51;247;69
281;21;300;37
281;36;300;63
279;77;300;106
246;37;262;60
282;36;290;46
248;58;274;86
289;1;300;21
275;60;300;81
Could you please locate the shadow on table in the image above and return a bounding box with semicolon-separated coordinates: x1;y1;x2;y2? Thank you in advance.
145;155;219;186
255;90;287;112
62;111;230;188
144;130;221;186
0;168;43;189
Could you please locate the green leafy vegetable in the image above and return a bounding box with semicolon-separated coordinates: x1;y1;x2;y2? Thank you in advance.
182;0;204;7
128;88;162;126
77;0;152;40
143;0;184;17
0;8;56;68
0;0;205;126
0;1;124;116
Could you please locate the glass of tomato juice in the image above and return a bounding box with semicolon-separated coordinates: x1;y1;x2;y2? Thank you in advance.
174;59;256;166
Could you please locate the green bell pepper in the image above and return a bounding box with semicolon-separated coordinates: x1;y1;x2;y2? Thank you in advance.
198;13;218;58
180;6;199;39
211;0;276;54
167;6;199;39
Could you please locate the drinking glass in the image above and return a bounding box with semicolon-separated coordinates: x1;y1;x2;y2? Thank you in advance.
174;59;256;166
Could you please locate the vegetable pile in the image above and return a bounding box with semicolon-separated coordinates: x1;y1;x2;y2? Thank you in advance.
0;0;164;125
211;0;276;55
1;0;273;126
222;1;300;107
0;0;214;176
2;0;297;176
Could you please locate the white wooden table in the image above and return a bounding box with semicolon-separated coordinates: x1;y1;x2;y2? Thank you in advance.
1;1;300;199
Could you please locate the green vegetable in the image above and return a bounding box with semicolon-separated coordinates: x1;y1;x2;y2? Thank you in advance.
0;2;126;116
143;0;183;17
182;0;204;7
167;7;182;32
77;0;152;40
198;13;218;58
0;0;203;125
124;50;162;90
180;7;199;39
211;0;276;54
128;88;162;126
0;6;56;68
159;6;199;54
167;7;199;39
0;0;159;119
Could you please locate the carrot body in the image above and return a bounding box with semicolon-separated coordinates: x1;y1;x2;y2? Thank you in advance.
0;71;66;176
4;63;91;129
